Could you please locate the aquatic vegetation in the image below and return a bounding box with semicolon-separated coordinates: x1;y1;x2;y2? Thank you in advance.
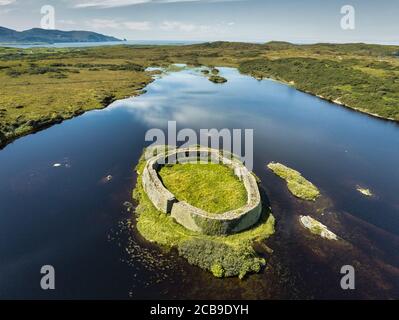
267;162;320;201
178;239;265;279
159;163;247;214
133;150;275;278
299;215;338;240
356;186;373;197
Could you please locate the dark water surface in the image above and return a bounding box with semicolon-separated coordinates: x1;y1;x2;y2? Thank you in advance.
0;67;398;299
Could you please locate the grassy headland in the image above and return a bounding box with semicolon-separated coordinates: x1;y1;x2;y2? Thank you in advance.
159;163;247;214
133;149;275;278
1;41;399;147
267;162;320;201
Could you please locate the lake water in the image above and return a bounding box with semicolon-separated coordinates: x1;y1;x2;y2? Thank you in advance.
0;40;202;49
0;67;398;299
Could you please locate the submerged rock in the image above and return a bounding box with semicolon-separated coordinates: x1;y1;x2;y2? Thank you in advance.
299;215;338;240
100;174;113;184
123;201;133;212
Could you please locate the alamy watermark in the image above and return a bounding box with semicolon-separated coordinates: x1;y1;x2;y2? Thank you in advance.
145;121;254;171
340;265;355;290
40;5;55;30
341;5;355;30
40;265;55;290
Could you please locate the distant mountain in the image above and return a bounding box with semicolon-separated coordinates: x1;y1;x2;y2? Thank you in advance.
0;27;122;44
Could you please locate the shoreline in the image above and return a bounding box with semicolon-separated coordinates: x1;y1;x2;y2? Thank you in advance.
0;82;152;150
261;76;399;124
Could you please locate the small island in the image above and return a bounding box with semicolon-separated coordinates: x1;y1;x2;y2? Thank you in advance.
267;162;320;201
208;75;227;83
299;215;338;240
356;186;373;197
133;146;275;278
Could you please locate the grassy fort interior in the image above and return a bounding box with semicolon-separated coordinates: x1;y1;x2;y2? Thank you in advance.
159;163;247;215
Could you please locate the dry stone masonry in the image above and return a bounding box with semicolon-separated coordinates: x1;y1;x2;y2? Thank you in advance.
142;147;262;235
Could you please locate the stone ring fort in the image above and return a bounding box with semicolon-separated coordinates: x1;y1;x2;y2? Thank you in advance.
142;147;262;235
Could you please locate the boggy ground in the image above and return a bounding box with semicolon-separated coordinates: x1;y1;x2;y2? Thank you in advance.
2;41;399;148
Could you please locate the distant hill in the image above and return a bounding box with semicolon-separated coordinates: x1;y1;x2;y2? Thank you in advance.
0;26;122;44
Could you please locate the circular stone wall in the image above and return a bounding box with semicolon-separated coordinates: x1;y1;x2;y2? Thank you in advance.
141;147;262;235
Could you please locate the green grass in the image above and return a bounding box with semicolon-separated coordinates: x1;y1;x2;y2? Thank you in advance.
133;149;275;278
267;162;320;201
159;163;247;214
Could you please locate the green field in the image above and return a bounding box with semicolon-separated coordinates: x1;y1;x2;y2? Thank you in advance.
159;163;247;214
1;41;399;148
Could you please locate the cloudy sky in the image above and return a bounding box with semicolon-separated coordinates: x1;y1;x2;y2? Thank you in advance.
0;0;398;43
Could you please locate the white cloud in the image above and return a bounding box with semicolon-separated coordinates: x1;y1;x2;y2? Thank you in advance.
0;0;15;5
85;19;151;31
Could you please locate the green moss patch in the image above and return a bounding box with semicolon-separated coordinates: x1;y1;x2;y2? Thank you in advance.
133;150;275;278
159;163;247;214
267;162;320;201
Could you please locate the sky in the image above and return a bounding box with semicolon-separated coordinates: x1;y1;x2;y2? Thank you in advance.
0;0;398;44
